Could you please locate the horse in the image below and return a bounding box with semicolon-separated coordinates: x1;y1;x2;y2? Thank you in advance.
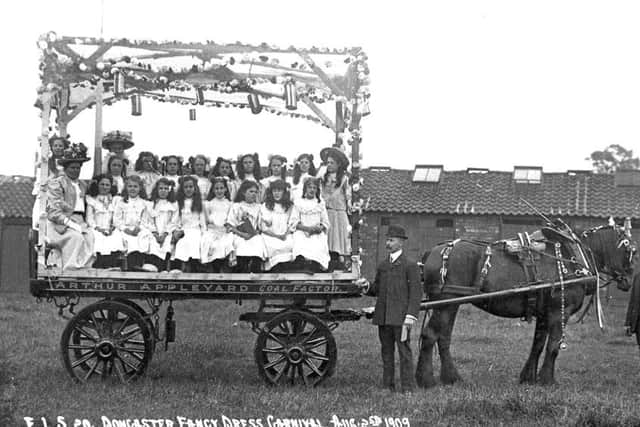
415;222;635;388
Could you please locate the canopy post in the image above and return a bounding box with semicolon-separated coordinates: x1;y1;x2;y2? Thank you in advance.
93;80;104;175
37;92;52;265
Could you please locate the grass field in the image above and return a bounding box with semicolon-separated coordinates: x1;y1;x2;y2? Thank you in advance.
1;289;639;427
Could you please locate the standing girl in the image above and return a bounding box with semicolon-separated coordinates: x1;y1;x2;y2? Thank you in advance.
320;147;352;270
146;178;179;271
211;157;238;201
260;154;287;200
289;153;318;201
114;175;153;271
200;177;234;272
162;155;183;190
134;151;162;197
106;155;127;195
260;179;294;272
290;177;330;272
235;153;263;202
320;147;351;269
226;180;265;273
172;175;206;272
86;174;123;268
190;154;212;201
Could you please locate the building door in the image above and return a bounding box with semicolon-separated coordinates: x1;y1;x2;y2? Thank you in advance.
1;223;30;293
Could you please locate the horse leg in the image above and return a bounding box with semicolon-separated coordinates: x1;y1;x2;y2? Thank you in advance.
538;306;568;385
415;310;439;388
438;305;462;385
519;315;548;384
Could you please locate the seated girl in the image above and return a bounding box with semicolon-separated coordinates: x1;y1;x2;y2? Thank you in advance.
172;175;206;272
189;154;212;201
289;177;330;272
86;174;124;268
162;155;183;189
235;153;264;202
289;153;318;201
211;157;238;201
226;180;266;273
113;175;153;271
106;155;127;195
146;178;179;272
260;179;294;272
200;177;234;272
260;154;287;200
134;151;162;197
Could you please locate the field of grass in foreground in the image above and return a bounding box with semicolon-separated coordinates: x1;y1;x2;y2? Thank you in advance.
1;290;640;427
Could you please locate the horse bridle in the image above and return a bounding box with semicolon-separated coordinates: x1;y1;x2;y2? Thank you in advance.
581;225;636;285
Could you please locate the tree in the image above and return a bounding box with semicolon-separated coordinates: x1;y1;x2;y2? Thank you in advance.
587;144;640;173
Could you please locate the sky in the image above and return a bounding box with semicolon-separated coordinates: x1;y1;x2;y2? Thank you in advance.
2;0;640;178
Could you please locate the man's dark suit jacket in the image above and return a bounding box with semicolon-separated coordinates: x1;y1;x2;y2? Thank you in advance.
368;252;422;326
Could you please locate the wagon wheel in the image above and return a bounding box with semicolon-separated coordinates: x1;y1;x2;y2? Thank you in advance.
254;310;337;386
61;300;154;383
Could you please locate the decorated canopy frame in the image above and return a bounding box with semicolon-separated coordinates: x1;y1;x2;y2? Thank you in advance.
34;31;370;274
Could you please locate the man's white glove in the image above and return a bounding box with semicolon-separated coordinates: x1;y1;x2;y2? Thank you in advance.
403;315;417;327
355;278;370;294
66;220;82;233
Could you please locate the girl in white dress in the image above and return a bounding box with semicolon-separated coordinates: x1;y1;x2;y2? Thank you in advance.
200;177;234;272
106;155;127;195
162;155;183;190
146;178;179;271
289;153;318;201
235;153;264;203
211;157;238;201
290;177;330;272
226;180;266;273
190;154;212;201
86;174;123;268
172;175;206;272
113;175;153;271
260;154;288;201
260;179;294;272
134;151;162;197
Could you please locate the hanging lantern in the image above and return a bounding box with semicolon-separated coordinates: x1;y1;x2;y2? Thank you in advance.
113;71;125;95
358;100;371;117
131;94;142;116
335;101;345;133
284;81;297;110
189;108;196;120
195;87;205;105
247;93;262;114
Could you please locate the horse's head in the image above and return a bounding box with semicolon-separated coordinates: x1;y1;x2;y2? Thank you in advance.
581;223;636;290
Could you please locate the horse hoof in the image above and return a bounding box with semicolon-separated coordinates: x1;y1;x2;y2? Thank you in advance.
440;373;462;385
416;374;437;389
538;376;557;386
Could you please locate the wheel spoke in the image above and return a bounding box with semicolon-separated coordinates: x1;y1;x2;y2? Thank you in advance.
294;319;307;339
262;346;285;354
298;364;309;386
305;337;328;350
114;315;131;336
74;325;98;342
101;360;109;379
267;332;286;347
307;349;330;361
113;357;128;383
116;346;145;361
303;358;323;376
289;359;296;385
70;349;97;368
67;344;95;351
89;312;100;329
300;326;318;344
115;353;139;373
264;355;287;370
279;320;291;336
119;326;142;342
83;359;100;381
122;338;145;346
272;361;289;383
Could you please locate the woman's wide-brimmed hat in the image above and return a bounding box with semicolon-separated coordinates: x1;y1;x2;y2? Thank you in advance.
320;146;349;167
58;143;91;166
102;130;134;150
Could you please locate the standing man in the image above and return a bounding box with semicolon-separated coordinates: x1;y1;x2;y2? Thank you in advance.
359;225;422;392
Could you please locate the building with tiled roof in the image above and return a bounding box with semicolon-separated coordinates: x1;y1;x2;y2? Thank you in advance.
358;166;640;279
0;175;34;292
